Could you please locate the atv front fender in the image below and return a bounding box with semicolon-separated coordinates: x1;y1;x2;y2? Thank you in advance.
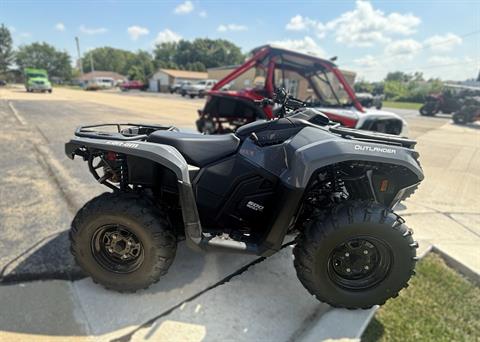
65;137;191;184
282;127;424;189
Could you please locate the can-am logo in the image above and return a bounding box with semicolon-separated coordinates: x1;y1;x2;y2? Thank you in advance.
105;141;139;148
354;144;397;154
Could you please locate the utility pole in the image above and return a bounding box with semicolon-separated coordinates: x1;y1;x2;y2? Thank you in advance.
90;53;95;72
75;37;83;75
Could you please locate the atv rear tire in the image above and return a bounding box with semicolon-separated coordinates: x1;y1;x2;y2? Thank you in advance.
294;201;418;309
70;192;177;292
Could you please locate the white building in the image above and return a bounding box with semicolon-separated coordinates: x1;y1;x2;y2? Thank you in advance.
149;69;207;92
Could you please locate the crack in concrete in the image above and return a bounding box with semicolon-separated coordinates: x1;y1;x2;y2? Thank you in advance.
110;241;296;342
405;201;480;238
286;306;331;342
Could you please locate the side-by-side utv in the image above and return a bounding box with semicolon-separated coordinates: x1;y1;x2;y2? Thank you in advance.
196;45;407;136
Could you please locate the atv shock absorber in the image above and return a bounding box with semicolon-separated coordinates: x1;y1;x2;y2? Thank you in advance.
330;165;348;203
87;151;127;191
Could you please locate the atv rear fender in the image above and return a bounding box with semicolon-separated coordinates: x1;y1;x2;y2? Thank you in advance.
66;137;204;251
65;137;190;182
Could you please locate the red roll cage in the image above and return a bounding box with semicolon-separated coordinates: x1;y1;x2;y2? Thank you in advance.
211;45;364;113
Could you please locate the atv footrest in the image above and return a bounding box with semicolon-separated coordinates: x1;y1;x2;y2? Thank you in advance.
200;235;258;253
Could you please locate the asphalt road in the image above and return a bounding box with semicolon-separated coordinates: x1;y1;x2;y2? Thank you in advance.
0;87;453;282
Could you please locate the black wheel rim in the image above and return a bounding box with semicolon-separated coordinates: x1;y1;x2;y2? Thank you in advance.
327;236;392;290
91;224;145;274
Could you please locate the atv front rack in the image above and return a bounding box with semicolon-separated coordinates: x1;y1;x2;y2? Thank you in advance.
75;123;176;141
330;125;416;148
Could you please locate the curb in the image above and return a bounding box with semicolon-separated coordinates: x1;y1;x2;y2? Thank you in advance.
432;245;480;285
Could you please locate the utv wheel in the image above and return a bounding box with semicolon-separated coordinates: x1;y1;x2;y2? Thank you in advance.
419;104;436;116
70;192;177;292
453;112;466;124
294;201;418;309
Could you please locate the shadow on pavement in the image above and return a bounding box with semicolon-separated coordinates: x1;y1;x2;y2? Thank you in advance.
0;231;84;283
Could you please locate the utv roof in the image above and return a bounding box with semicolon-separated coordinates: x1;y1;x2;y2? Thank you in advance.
250;44;337;71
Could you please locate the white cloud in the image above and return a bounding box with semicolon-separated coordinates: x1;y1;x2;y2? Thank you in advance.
384;39;422;59
80;25;108;35
54;22;65;31
217;24;248;32
199;10;207;18
354;54;379;68
174;1;194;14
424;33;462;52
269;36;326;57
155;29;182;44
286;15;311;31
19;32;31;38
285;15;326;38
9;26;16;33
285;1;421;47
424;56;477;80
428;56;457;65
127;25;149;40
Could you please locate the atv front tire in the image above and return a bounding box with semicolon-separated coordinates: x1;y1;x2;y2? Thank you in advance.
294;201;418;309
70;192;177;292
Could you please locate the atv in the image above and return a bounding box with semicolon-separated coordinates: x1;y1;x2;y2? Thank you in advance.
419;90;460;116
65;89;423;309
452;96;480;124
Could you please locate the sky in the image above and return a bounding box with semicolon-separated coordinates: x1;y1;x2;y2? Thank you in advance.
1;0;479;81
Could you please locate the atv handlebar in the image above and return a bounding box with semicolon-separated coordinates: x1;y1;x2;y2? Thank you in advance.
255;88;306;118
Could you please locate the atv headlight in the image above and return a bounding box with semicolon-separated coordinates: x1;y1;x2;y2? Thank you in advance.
400;119;409;137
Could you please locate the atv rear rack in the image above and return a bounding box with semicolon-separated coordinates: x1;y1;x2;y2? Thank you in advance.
329;125;416;148
75;123;176;141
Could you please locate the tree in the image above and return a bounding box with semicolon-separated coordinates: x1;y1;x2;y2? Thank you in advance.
126;51;155;82
385;71;411;83
354;80;373;93
16;42;72;79
82;47;155;81
82;47;135;74
153;38;244;71
0;24;14;75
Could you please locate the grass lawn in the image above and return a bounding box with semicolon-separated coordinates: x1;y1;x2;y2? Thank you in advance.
362;253;480;342
383;101;422;110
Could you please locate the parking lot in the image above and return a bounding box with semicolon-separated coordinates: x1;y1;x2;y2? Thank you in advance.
0;86;478;341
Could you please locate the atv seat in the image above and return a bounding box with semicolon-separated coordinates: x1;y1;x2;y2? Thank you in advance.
147;131;240;167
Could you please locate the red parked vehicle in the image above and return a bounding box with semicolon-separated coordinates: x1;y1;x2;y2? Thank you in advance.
196;45;407;135
120;80;148;91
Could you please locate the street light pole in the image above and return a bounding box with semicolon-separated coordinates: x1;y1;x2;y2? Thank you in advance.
75;37;83;75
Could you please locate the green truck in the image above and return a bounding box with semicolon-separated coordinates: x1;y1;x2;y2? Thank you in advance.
24;68;52;93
